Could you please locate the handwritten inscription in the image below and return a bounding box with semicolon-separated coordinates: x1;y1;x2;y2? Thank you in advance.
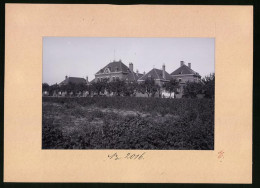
108;152;146;160
217;150;224;162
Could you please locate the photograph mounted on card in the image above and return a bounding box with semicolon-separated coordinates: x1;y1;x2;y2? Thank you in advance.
42;37;215;150
4;4;252;183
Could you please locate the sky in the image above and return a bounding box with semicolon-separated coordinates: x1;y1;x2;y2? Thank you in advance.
43;37;215;85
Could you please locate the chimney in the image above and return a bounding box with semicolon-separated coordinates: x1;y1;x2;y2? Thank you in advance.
65;75;68;80
162;64;166;79
180;61;184;67
143;71;146;75
129;62;133;72
86;76;88;82
136;69;139;76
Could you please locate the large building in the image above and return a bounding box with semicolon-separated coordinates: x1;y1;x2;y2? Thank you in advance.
137;64;172;87
53;60;201;98
170;61;201;83
94;60;143;83
170;61;201;98
59;76;89;86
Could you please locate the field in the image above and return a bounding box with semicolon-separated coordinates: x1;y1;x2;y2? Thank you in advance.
42;97;214;150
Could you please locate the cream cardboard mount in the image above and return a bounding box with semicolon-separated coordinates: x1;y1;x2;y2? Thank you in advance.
4;4;252;183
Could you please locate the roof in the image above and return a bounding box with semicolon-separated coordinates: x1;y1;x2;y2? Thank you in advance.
96;60;130;74
126;72;143;82
138;68;171;81
89;78;96;84
59;77;86;85
171;64;200;77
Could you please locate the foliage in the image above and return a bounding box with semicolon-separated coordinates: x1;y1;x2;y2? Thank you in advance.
42;97;214;150
91;79;107;95
44;73;214;98
138;78;160;97
42;83;50;92
48;83;59;95
108;80;126;96
183;81;204;98
202;73;215;98
123;82;138;96
163;78;180;98
183;73;215;98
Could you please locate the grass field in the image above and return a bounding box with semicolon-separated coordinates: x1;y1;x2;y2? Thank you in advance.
42;97;214;150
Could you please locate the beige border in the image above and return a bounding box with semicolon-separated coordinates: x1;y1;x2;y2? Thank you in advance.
4;4;252;183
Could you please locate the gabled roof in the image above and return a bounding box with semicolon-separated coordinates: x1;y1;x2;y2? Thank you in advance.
126;72;144;82
89;78;96;84
96;60;130;74
171;64;200;77
59;77;86;85
138;68;171;81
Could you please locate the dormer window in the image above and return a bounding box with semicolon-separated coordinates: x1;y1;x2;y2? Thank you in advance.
104;67;110;73
115;67;119;72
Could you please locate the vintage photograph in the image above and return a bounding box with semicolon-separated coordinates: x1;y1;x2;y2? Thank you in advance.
42;37;215;150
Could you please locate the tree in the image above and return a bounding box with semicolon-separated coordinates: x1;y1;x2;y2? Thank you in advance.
202;73;215;98
59;84;67;94
183;81;203;98
183;73;214;99
109;80;126;96
92;81;104;95
86;84;93;96
75;83;87;93
123;82;138;96
138;78;160;97
67;82;76;95
42;83;50;92
49;83;59;96
163;78;180;98
91;79;108;95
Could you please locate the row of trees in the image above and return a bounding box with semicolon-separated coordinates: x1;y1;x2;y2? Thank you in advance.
43;79;163;97
43;73;215;98
183;73;215;98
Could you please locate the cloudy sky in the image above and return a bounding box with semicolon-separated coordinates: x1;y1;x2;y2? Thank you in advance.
43;37;215;85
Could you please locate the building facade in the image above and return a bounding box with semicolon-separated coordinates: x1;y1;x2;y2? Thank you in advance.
170;61;201;98
137;64;172;87
94;60;143;83
59;76;88;86
46;60;202;98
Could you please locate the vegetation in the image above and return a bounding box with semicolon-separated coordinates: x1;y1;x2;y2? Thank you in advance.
42;74;215;149
42;97;214;150
163;78;180;98
43;73;215;98
183;73;215;98
201;73;215;98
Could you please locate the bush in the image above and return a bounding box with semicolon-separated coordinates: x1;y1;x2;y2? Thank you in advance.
42;96;214;150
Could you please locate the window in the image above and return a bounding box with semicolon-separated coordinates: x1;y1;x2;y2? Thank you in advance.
116;77;119;81
179;78;182;82
104;68;110;73
112;77;115;81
